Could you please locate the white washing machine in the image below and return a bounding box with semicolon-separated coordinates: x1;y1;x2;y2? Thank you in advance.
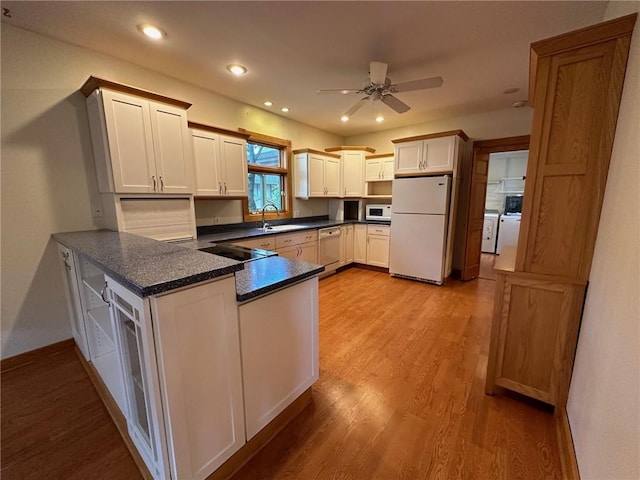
496;214;522;254
482;212;500;253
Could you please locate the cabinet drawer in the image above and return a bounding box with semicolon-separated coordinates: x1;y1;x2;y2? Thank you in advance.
275;230;318;249
367;225;390;236
233;236;276;250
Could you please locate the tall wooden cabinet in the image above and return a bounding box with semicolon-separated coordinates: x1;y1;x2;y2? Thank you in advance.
485;14;637;408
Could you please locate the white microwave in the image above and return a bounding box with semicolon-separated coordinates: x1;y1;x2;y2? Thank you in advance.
366;204;391;221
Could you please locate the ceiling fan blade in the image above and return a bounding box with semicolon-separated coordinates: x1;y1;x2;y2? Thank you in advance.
382;94;410;113
392;76;444;93
344;97;370;116
315;88;361;95
369;61;388;85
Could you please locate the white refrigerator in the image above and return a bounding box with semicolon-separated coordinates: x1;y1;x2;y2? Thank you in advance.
389;175;451;285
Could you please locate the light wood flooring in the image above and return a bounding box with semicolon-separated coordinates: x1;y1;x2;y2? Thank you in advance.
1;268;563;479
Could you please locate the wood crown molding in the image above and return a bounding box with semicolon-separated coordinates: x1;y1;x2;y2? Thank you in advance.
292;148;341;158
238;128;292;147
365;153;394;159
188;121;251;139
391;129;469;144
80;76;192;109
473;135;530;153
324;146;376;153
529;13;637;104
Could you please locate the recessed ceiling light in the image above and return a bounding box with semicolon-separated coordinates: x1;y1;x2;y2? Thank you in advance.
503;87;520;95
264;101;273;107
281;107;290;113
340;115;349;122
375;116;384;123
139;24;166;40
226;64;248;76
512;100;528;108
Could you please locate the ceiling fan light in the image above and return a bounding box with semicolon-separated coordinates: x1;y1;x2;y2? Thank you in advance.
375;116;384;123
340;115;349;122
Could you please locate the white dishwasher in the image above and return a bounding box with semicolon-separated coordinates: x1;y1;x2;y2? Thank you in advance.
318;227;341;272
496;214;522;254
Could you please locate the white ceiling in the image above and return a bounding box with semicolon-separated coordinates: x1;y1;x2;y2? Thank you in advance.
2;1;609;136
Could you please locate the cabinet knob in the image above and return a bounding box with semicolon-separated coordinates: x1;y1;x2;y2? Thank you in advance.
159;176;164;191
152;175;157;191
100;281;111;307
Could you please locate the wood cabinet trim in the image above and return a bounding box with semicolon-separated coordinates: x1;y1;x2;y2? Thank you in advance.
391;129;469;144
80;76;192;109
365;153;394;159
473;135;531;152
324;146;376;153
528;13;637;103
292;148;341;159
188;121;250;139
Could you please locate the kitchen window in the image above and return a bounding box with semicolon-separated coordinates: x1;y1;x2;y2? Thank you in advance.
241;129;292;221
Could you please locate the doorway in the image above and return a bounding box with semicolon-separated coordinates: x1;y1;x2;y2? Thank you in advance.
461;136;530;281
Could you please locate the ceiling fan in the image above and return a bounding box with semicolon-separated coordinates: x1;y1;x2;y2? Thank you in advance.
316;61;443;118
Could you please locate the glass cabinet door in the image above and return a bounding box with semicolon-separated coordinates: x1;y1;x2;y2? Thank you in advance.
107;278;167;480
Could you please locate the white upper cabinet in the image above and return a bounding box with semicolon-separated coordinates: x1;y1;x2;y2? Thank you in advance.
294;149;342;198
324;146;376;198
190;123;249;197
365;154;394;181
82;78;194;195
392;131;468;176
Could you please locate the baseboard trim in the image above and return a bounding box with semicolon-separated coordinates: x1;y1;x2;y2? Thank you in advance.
556;408;580;480
74;347;154;480
1;338;75;374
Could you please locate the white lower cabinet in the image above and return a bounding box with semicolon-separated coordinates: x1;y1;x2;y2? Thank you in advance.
339;224;355;266
107;275;245;480
108;277;169;480
366;225;391;268
275;230;318;264
354;224;368;264
238;277;319;440
150;276;244;480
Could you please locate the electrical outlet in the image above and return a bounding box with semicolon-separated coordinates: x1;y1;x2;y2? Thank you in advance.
294;210;300;217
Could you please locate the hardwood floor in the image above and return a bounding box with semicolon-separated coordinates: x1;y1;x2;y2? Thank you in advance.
1;268;563;479
1;341;142;480
479;252;498;280
232;268;561;479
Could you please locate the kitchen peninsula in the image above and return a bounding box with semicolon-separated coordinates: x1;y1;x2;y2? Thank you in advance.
53;229;322;480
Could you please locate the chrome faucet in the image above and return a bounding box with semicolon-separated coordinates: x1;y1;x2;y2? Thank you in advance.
261;202;280;230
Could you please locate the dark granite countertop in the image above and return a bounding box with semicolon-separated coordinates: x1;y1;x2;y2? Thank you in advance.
235;256;324;302
191;219;391;246
53;230;243;297
53;229;326;301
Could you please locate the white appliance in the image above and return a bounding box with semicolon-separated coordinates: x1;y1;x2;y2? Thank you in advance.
482;212;500;253
365;204;391;221
389;175;451;285
496;214;521;254
318;227;342;272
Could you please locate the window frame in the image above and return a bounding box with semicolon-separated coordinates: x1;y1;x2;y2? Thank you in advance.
240;129;293;222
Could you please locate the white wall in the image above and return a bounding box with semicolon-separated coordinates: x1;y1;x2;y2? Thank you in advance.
345;107;533;152
567;3;640;479
0;24;342;359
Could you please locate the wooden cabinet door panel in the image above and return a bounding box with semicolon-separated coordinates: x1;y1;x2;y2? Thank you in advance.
517;39;628;280
308;155;325;197
424;136;455;173
152;277;244;479
395;140;423;174
220;136;248;196
149;102;192;194
367;235;390;267
192;131;222;195
354;225;367;263
102;90;156;193
300;242;318;264
324;157;341;196
365;159;382;181
342;151;364;197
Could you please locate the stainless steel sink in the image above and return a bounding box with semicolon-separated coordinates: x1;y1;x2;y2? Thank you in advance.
263;224;308;232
